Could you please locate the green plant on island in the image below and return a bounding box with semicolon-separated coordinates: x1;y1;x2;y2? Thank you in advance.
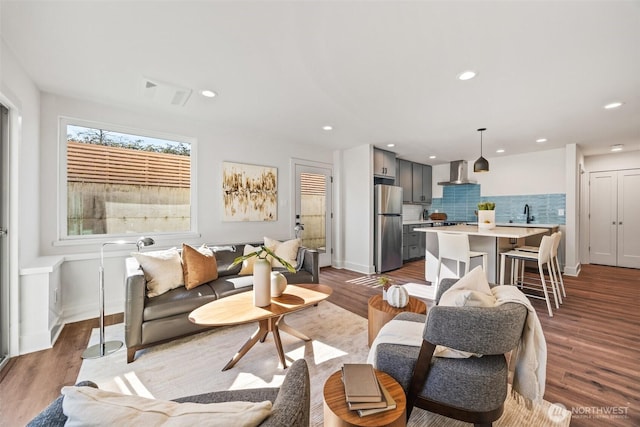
477;202;496;210
229;245;296;273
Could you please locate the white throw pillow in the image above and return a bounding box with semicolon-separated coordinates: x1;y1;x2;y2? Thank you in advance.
133;248;184;298
238;244;259;275
436;265;496;358
264;237;300;269
62;386;272;427
441;265;493;297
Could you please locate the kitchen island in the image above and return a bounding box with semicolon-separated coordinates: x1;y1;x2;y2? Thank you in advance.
414;224;551;284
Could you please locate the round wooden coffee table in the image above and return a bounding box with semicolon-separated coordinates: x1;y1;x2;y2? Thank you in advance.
323;369;406;427
367;295;427;346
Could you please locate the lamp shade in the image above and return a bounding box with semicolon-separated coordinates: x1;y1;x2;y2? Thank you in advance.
474;128;489;172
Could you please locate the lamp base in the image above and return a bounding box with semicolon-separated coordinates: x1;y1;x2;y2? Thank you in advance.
81;340;123;359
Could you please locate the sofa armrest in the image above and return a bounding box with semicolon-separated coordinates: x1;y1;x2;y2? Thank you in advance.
26;381;98;427
300;249;319;284
124;257;146;350
174;359;310;427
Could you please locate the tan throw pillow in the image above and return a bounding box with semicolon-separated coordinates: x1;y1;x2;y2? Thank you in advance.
264;237;300;269
133;248;184;298
182;244;218;290
61;386;272;427
238;244;259;275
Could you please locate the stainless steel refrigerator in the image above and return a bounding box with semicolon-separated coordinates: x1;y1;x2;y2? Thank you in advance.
374;184;403;273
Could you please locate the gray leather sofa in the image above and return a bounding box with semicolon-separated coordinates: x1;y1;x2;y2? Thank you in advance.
27;359;310;427
125;243;319;362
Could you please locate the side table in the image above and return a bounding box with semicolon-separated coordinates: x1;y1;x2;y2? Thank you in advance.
323;369;406;427
367;294;427;346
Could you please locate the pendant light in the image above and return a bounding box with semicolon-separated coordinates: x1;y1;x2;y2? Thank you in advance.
474;128;489;172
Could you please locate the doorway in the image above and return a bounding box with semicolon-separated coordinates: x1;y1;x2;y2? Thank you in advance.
0;104;8;368
293;160;332;267
589;169;640;268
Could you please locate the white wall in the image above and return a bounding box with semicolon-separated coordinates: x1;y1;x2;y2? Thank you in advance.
1;38;42;355
38;93;334;321
432;149;566;199
341;144;373;274
584;150;640;172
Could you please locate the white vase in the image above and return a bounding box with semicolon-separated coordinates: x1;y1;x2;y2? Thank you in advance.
382;289;388;300
478;210;496;230
387;285;409;308
253;258;272;307
270;271;288;297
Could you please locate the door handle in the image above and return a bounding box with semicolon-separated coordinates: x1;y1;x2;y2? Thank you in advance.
612;221;616;225
619;222;623;225
0;228;6;237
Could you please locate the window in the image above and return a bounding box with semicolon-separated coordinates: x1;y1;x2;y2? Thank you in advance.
61;119;194;239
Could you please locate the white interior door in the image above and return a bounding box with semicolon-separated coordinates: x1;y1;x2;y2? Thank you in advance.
589;169;640;268
617;169;640;268
589;171;617;266
294;161;332;267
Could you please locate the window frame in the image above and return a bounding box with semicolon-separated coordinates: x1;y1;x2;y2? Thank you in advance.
57;116;198;245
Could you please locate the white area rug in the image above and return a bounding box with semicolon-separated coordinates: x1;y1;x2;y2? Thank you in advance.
79;302;569;426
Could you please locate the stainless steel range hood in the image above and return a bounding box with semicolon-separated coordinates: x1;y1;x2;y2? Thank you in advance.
437;160;477;186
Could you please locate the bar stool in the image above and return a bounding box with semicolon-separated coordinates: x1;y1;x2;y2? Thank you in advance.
499;234;558;317
435;232;488;290
513;231;566;304
550;231;566;300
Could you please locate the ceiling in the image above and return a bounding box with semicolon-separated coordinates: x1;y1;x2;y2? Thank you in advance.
1;1;639;165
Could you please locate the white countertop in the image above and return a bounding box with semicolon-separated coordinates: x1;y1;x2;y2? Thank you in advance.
414;224;549;239
467;222;561;229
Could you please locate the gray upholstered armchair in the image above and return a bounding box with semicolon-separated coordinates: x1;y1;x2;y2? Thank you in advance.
374;278;528;427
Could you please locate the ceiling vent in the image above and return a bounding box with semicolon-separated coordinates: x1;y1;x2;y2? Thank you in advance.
139;76;192;107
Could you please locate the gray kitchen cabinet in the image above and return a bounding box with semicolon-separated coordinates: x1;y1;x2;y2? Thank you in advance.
402;225;410;261
402;224;425;262
398;159;413;202
412;163;432;204
374;148;396;179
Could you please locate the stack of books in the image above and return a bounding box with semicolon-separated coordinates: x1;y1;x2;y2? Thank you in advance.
341;363;397;417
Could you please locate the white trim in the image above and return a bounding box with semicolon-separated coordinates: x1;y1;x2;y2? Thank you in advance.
0;92;22;357
56;116;198;243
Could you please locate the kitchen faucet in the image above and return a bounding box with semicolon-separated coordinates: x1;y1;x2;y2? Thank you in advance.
524;204;532;224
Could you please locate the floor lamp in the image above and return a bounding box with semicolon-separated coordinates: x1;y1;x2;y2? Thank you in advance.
82;237;155;359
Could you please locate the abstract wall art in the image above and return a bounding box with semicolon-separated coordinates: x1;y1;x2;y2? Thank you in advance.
222;161;278;221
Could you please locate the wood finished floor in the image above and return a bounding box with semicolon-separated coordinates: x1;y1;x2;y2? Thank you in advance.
0;261;638;426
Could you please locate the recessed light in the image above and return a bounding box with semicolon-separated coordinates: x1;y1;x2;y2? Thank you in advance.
604;102;623;109
200;90;216;98
429;155;436;159
496;149;505;153
457;70;477;81
386;143;395;148
611;144;624;152
322;125;333;131
536;138;547;143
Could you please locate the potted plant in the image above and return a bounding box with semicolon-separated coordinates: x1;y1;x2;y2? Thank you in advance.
230;245;296;306
477;202;496;229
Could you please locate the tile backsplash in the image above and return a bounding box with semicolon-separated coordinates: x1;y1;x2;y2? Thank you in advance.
429;184;566;225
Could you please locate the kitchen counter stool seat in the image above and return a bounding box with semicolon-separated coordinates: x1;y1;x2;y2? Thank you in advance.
499;234;558;317
513;231;566;304
435;232;488;291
